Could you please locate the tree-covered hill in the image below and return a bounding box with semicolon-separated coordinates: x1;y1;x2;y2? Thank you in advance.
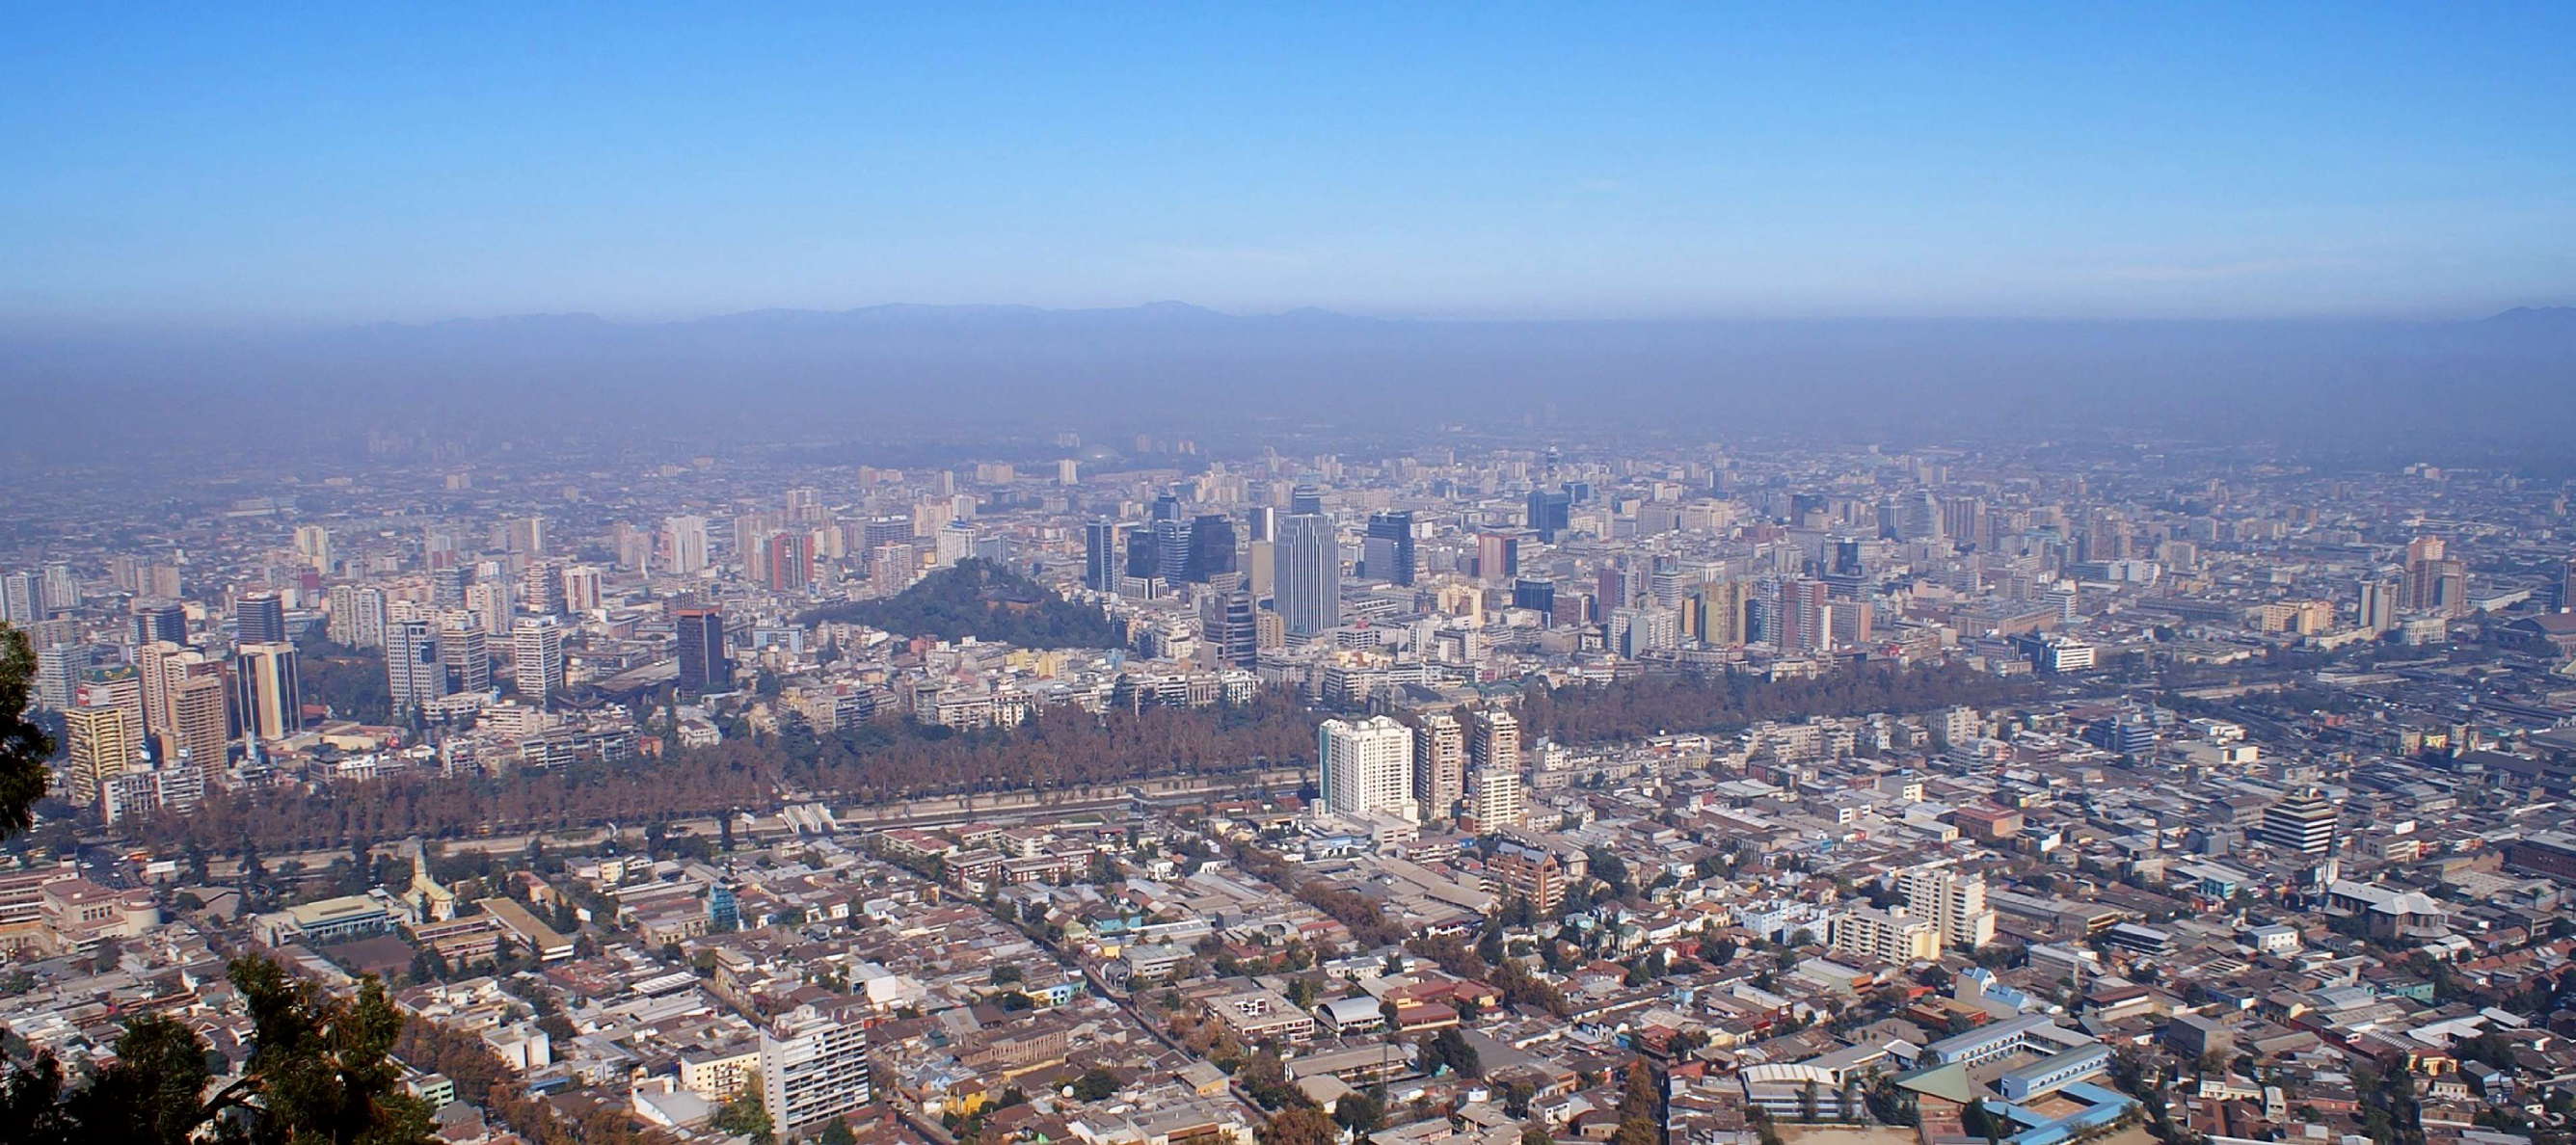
802;558;1122;649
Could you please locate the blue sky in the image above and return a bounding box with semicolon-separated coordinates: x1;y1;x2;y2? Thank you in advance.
6;5;2571;323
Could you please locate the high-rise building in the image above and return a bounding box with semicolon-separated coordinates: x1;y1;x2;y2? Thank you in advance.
759;1007;873;1132
1774;578;1829;652
1274;512;1340;637
1512;578;1556;617
1289;484;1325;517
1463;764;1526;832
1526;489;1571;543
2403;536;2470;616
1196;575;1256;668
2258;788;2339;855
387;619;448;713
235;591;287;645
1186;514;1238;582
1412;711;1465;821
40;562;78;613
514;619;566;707
34;644;85;711
1318;715;1419;823
1362;511;1416;586
1084;520;1123;592
64;704;146;810
561;565;604;613
1476;533;1519;582
1898;865;1997;950
1150;517;1192;581
1;572;40;625
232;642;303;742
1468;707;1520;775
663;515;711;574
2358;578;2401;633
132;599;189;647
1697;579;1753;647
441;622;492;694
293;524;333;571
675;608;730;695
429;566;470;610
767;530;818;590
165;672;230;777
323;584;385;648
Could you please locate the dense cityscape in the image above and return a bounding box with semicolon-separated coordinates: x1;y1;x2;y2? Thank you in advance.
5;429;2576;1145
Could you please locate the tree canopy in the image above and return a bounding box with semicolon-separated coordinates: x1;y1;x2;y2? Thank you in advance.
803;559;1121;648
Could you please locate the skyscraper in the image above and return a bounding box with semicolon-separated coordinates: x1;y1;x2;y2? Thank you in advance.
1526;489;1571;542
760;1007;873;1132
1289;483;1325;517
1150;517;1192;581
1186;514;1238;582
675;607;730;695
1318;715;1419;824
1196;573;1256;667
0;572;40;625
1084;520;1123;592
1363;511;1415;586
1697;579;1753;647
232;642;303;742
235;591;287;645
1274;512;1340;637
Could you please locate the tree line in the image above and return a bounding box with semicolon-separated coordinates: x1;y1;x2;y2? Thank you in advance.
126;661;2026;856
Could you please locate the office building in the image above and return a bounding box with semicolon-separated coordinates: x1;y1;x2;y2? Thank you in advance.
1363;511;1415;585
1698;579;1753;647
1526;489;1571;542
1476;533;1519;582
1196;576;1257;668
1289;483;1325;516
131;599;189;647
236;591;287;645
1275;512;1340;637
2258;788;2339;855
1318;715;1418;824
1084;520;1123;592
1186;513;1237;582
675;607;730;695
232;642;303;742
1512;578;1555;616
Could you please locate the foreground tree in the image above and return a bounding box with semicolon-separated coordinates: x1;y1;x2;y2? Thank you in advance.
0;624;55;839
0;955;431;1145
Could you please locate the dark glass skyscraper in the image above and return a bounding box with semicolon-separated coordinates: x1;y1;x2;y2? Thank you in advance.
1363;511;1415;585
1186;514;1237;582
675;607;730;694
1526;489;1571;542
236;591;287;645
1084;520;1122;591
